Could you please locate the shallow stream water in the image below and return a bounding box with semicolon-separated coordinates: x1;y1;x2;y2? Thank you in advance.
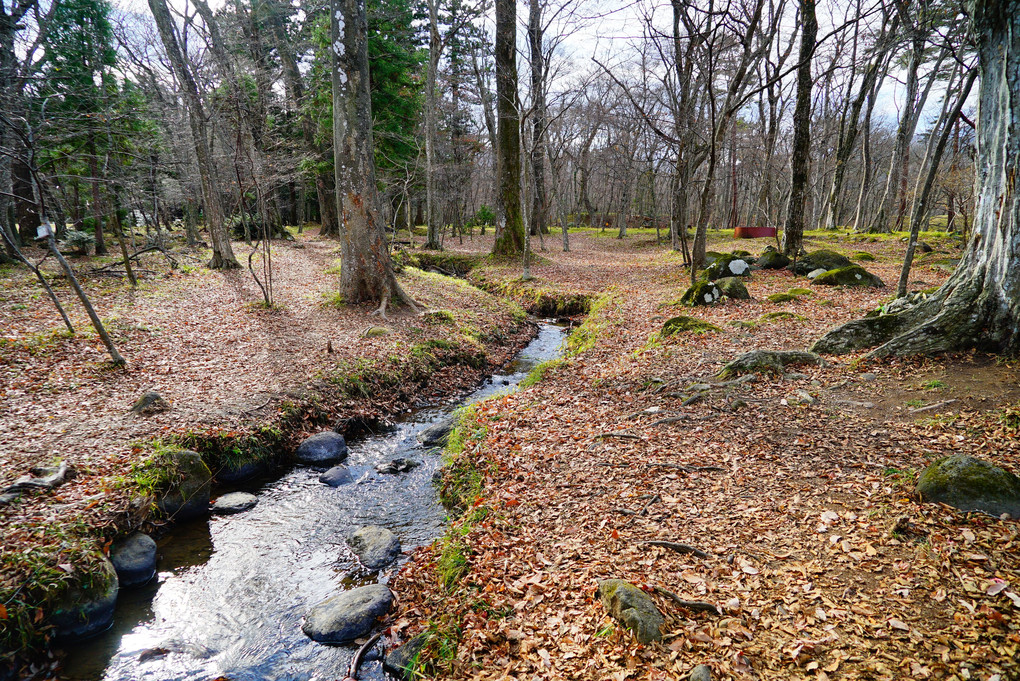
62;322;567;681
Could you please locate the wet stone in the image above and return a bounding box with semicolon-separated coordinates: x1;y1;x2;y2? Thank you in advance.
348;526;401;570
295;431;349;465
319;465;353;487
376;458;420;474
111;533;157;588
50;556;119;643
302;584;394;643
384;635;427;681
211;492;258;515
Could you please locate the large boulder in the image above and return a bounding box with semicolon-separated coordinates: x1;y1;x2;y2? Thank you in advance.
384;634;427;681
302;584;394;643
680;281;723;307
917;455;1020;518
719;350;826;378
597;579;663;644
715;277;750;300
704;255;751;279
348;526;401;569
110;533;157;587
49;556;119;642
812;265;884;288
790;249;852;275
757;248;790;269
216;458;272;484
211;491;258;515
295;431;349;465
156;450;212;522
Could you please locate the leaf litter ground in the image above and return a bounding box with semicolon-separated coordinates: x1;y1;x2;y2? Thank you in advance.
392;230;1020;681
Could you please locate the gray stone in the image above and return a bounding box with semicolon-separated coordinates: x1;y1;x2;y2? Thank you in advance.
418;416;456;448
756;248;790;269
348;526;401;569
302;584;394;643
680;281;723;307
916;455;1020;518
319;465;353;486
597;579;663;644
376;458;420;474
217;458;271;484
130;391;169;415
295;431;349;464
110;533;157;587
211;492;258;515
50;556;118;642
861;372;877;381
689;664;713;681
806;268;828;279
156;450;212;522
384;634;427;681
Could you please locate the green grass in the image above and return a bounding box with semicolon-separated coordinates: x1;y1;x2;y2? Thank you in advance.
922;379;945;391
565;291;620;356
519;358;567;388
759;311;807;323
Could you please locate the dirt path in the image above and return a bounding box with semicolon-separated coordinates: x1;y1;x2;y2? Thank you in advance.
393;232;1020;681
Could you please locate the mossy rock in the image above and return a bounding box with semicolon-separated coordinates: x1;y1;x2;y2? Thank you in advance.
731;249;752;258
719;349;826;378
852;251;876;262
703;251;725;266
680;281;723;307
597;579;663;644
363;326;392;337
384;634;427;681
727;320;757;329
715;277;750;300
791;249;852;275
813;265;884;288
766;292;799;304
788;287;812;296
759;311;805;323
916;455;1020;518
757;248;791;270
156;450;212;522
49;555;118;643
704;255;751;279
662;316;721;336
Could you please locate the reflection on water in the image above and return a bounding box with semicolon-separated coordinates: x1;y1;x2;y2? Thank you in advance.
61;323;566;681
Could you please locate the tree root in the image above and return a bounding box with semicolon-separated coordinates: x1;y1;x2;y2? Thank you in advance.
642;541;711;558
652;585;721;615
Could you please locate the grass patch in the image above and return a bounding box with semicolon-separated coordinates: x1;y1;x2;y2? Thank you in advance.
394;250;484;277
472;275;592;316
564;291;620;356
922;379;945;391
519;358;567;388
759;311;807;323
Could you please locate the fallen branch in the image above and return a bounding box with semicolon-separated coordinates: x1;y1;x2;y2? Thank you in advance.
908;399;958;414
0;462;72;506
342;630;384;681
649;415;690;426
647;463;725;473
596;431;641;440
625;494;661;526
653;585;721;615
642;541;711;558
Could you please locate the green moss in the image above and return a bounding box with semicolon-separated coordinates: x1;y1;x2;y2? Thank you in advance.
679;281;722;307
852;251;876;262
363;326;391;337
421;309;456;325
788;287;813;296
565;292;620;355
766;292;799;304
759;311;806;323
916;454;1020;517
661;315;721;336
813;265;885;288
520;358;567;388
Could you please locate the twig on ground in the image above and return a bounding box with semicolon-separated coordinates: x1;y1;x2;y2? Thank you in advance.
647;463;725;472
642;540;712;558
908;399;958;414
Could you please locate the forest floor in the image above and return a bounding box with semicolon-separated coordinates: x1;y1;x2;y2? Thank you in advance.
0;232;533;665
392;228;1020;681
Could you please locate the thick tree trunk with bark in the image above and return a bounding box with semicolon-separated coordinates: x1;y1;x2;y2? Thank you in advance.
781;0;816;257
813;0;1020;356
332;0;415;315
491;0;524;256
148;0;238;269
423;0;442;250
528;0;548;238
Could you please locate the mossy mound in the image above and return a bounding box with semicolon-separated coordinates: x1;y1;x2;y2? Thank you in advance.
363;326;392;337
421;309;456;325
719;349;826;378
916;455;1020;518
766;292;799;304
662;316;721;336
757;248;791;270
852;251;876;262
791;249;852;275
393;251;482;277
597;579;664;644
48;555;118;643
704;251;725;266
715;276;750;300
812;265;884;288
704;255;751;279
759;311;806;323
680;281;723;307
155;450;212;522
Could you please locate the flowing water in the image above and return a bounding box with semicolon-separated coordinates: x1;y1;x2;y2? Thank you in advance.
62;323;567;681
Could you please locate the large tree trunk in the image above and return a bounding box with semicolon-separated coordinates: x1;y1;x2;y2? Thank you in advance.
812;0;1020;356
528;0;548;238
781;0;817;256
148;0;238;269
332;0;415;315
491;0;524;256
423;0;442;250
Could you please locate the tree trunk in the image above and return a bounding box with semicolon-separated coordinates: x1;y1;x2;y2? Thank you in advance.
813;2;1020;356
148;0;238;269
528;0;548;239
781;0;817;256
491;0;524;256
423;0;442;250
332;0;415;315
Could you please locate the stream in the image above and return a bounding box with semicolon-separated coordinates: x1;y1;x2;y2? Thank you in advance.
61;322;567;681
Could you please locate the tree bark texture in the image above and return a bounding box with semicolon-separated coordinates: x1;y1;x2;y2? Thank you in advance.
781;0;816;257
813;0;1020;356
491;0;524;256
332;0;414;312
